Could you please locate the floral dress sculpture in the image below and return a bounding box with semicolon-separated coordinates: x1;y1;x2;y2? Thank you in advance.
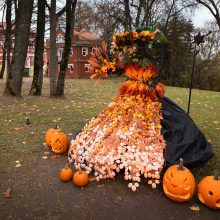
68;27;213;191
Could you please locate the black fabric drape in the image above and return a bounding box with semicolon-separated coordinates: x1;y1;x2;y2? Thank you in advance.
160;97;214;168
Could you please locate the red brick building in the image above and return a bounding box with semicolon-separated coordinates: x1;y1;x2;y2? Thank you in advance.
45;28;100;78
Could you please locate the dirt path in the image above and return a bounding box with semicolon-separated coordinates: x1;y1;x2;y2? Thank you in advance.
0;154;219;220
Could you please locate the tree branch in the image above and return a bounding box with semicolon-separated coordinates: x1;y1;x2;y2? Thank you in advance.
44;0;50;11
56;0;74;18
130;0;139;9
196;0;217;18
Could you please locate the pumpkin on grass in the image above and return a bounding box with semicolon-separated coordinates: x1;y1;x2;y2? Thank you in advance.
198;170;220;209
59;165;73;182
73;170;89;187
163;158;195;202
51;131;69;154
45;125;58;147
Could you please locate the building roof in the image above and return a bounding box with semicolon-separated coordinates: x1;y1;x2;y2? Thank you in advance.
74;30;99;42
45;28;100;48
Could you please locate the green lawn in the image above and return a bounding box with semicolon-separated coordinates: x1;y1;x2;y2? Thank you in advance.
0;77;219;178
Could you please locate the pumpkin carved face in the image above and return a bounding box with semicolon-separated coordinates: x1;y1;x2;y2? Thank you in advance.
45;127;58;147
198;174;220;209
51;131;69;154
163;159;195;202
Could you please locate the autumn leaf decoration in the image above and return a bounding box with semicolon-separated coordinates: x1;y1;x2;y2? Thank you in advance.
119;64;165;99
89;41;116;80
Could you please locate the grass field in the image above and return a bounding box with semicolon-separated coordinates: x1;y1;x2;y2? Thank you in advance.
0;77;219;172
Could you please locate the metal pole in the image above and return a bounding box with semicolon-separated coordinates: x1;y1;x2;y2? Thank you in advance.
187;43;197;115
187;31;212;115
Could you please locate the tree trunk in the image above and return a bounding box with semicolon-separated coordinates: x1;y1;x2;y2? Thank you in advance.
1;0;12;80
29;0;45;96
0;46;6;78
56;0;77;97
4;0;33;96
124;0;132;31
49;0;57;97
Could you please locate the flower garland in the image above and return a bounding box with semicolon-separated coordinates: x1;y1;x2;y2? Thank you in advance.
89;42;117;80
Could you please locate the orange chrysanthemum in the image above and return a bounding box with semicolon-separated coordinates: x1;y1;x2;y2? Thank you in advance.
156;82;165;98
125;64;157;82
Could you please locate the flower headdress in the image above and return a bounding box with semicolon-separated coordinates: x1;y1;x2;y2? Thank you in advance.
89;27;166;99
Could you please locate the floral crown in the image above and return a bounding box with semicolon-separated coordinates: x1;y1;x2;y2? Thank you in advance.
113;26;165;49
111;26;166;68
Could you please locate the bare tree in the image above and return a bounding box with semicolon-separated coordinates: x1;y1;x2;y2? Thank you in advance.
49;0;57;97
124;0;132;30
0;1;6;79
56;0;77;97
4;0;34;96
196;0;220;29
49;0;75;97
29;0;46;96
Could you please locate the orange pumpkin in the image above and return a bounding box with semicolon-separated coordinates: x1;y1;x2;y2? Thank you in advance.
163;158;195;202
51;131;69;154
59;165;73;182
45;126;58;147
198;171;220;209
73;170;89;187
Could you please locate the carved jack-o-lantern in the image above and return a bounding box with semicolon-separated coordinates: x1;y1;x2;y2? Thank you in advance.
163;158;195;202
45;125;58;147
198;171;220;209
51;131;69;154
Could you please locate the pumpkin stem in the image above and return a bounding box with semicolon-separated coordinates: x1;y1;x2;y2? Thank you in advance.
214;170;220;180
54;124;58;129
177;158;185;170
65;164;69;169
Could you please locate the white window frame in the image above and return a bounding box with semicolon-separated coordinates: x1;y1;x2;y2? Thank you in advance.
70;48;73;56
26;57;30;68
82;47;88;56
56;34;64;43
68;64;74;73
57;48;63;62
85;64;90;72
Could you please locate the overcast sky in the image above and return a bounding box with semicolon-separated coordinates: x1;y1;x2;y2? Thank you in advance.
192;6;214;27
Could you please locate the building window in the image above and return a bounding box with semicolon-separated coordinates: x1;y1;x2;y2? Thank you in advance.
56;34;64;43
82;47;88;56
92;47;96;53
68;64;74;73
70;48;73;56
85;64;90;72
57;48;63;62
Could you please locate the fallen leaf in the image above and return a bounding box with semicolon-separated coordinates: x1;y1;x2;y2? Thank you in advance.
2;188;11;198
42;156;48;160
50;155;59;159
44;152;50;155
189;205;200;212
15;163;22;168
